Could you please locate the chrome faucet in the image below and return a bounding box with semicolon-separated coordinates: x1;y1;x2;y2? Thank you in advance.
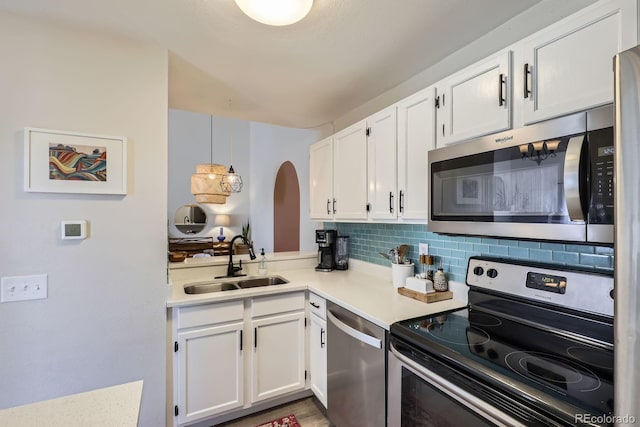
218;235;256;278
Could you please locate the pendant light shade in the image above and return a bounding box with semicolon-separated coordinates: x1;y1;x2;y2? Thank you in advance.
220;165;244;193
190;116;230;204
191;164;230;203
234;0;313;26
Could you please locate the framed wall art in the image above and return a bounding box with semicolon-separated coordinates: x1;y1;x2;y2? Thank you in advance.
24;128;127;195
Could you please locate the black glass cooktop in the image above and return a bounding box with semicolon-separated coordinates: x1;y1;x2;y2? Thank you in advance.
391;306;614;423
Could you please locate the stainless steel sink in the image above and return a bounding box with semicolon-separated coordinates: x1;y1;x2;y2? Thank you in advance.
236;276;288;289
184;281;240;294
183;275;289;294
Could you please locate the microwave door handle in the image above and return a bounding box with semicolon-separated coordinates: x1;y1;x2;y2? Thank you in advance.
564;135;587;222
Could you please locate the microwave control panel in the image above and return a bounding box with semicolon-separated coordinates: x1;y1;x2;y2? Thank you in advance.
588;127;614;225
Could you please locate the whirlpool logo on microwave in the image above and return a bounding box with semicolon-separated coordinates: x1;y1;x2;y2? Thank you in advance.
495;135;514;143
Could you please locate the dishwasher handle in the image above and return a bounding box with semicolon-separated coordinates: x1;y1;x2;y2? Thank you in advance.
327;310;382;349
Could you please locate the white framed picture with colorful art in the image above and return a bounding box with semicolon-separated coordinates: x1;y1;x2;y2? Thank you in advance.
24;127;127;195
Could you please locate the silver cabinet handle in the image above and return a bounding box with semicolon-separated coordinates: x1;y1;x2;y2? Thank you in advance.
327;310;381;349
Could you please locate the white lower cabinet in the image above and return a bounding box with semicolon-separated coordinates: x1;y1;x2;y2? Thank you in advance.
176;321;244;424
250;310;306;403
172;292;306;426
308;292;327;408
309;313;327;407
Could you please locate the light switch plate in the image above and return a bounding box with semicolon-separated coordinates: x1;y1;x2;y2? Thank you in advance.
1;274;47;302
419;243;429;255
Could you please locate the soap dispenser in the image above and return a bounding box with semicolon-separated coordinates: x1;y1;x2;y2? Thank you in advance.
258;248;267;275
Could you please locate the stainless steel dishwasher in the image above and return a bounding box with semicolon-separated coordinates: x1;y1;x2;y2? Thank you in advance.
327;301;386;427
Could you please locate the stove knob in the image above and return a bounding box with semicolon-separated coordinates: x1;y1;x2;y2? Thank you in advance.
486;268;498;279
473;266;484;276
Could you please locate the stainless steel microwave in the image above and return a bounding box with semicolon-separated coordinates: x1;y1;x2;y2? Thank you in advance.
428;105;614;244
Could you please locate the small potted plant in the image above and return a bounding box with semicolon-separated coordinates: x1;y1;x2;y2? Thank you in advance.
235;221;251;254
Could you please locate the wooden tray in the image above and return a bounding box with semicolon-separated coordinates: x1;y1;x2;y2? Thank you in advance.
398;287;453;303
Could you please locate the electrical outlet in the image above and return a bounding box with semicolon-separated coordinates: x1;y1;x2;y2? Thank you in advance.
419;243;429;255
1;274;47;302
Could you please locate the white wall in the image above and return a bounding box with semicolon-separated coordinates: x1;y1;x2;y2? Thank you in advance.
169;110;320;252
0;13;168;427
168;109;251;238
249;122;321;253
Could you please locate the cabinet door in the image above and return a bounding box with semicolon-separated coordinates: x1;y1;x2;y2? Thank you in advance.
250;311;306;403
436;50;511;146
333;120;368;220
397;87;436;220
309;313;327;408
309;137;334;220
176;322;244;424
520;0;637;124
367;105;398;219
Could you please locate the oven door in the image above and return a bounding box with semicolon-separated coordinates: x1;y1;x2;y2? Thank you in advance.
388;340;531;427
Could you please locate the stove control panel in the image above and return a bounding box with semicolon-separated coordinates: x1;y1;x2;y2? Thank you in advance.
466;256;613;317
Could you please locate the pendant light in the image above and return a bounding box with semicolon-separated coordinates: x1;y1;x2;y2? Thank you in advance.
234;0;313;26
220;101;243;193
190;116;230;204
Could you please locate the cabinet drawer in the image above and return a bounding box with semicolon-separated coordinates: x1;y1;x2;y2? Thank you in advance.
177;300;244;329
252;292;305;317
308;292;326;319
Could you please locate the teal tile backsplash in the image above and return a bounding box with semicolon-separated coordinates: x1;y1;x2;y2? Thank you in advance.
325;222;614;283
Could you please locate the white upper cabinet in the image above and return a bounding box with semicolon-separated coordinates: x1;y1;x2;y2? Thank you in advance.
333;120;368;220
396;87;436;220
436;50;511;146
367;105;398;220
518;0;638;125
309;137;334;220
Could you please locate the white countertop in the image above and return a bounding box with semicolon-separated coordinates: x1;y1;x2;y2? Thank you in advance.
167;259;468;330
0;380;143;427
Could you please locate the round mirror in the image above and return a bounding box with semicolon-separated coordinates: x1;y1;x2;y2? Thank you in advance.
174;204;208;235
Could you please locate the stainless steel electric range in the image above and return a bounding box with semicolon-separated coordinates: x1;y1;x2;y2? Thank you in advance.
389;256;614;427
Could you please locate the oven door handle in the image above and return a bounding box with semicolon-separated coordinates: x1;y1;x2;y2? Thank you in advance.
327;310;382;349
389;343;527;427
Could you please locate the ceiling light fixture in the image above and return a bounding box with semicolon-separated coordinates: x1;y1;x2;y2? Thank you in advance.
234;0;313;26
190;116;230;204
220;101;243;193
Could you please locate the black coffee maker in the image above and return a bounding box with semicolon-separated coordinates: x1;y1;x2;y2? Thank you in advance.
315;229;336;272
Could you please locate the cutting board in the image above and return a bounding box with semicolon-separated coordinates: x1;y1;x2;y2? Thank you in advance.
398;287;453;303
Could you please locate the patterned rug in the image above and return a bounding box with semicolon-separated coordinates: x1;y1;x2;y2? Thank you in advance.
256;413;300;427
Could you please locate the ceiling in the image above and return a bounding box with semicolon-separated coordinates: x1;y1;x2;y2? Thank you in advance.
0;0;595;129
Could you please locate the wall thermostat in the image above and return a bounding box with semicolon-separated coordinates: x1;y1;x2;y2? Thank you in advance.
61;220;87;240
